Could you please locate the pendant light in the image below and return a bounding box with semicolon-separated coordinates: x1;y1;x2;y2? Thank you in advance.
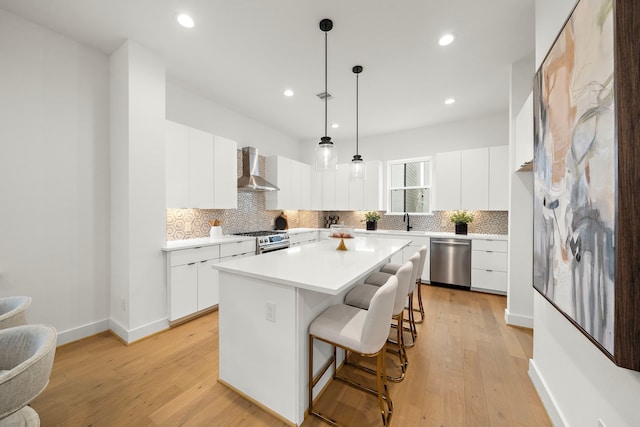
350;65;365;180
315;19;337;172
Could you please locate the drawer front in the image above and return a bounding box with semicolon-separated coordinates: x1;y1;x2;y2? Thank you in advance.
290;232;318;245
472;239;507;252
471;269;507;293
219;252;255;263
472;250;508;271
170;245;220;267
408;236;430;248
220;240;256;257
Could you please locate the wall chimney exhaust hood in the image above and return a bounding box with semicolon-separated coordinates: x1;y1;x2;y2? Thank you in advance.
237;146;279;192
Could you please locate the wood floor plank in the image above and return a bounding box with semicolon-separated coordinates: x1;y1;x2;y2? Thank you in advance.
31;285;550;426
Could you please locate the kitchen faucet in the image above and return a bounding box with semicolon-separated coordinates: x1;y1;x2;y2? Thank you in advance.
404;212;412;231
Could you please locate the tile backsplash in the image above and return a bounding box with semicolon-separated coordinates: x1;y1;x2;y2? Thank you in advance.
166;151;508;240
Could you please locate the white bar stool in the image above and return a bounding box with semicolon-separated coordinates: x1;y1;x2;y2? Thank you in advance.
344;260;413;382
0;297;31;330
380;251;421;347
308;275;398;427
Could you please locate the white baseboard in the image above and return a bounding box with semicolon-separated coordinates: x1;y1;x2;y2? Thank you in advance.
504;308;534;328
528;359;568;427
109;317;169;344
56;319;110;346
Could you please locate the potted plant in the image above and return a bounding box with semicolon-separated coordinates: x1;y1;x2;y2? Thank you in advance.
449;210;474;235
363;211;381;230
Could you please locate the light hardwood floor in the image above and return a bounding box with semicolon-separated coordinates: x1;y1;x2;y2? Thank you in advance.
32;285;550;426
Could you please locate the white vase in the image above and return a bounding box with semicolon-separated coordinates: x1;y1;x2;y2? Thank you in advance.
210;226;223;238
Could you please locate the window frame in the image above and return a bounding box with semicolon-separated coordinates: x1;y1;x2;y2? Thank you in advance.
386;156;433;215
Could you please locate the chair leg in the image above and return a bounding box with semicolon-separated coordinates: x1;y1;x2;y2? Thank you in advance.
377;344;393;426
413;280;426;324
308;335;314;415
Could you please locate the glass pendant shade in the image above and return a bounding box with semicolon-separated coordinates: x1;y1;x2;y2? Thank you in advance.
350;155;365;180
316;136;337;171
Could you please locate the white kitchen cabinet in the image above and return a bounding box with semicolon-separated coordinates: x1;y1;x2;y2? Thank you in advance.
165;120;237;209
189;127;215;208
310;169;322;211
335;164;350;210
471;238;508;294
169;263;198;320
213;136;238;209
197;259;220;311
289;231;319;247
165;121;190;208
489;145;509;210
363;161;384;211
514;92;534;171
434;151;461;211
167;244;221;321
320;171;337;211
461;148;489;210
265;156;312;210
220;239;256;258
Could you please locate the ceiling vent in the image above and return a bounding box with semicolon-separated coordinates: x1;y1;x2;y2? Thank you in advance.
315;91;333;101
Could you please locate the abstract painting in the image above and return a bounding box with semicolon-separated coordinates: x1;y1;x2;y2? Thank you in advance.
533;0;615;355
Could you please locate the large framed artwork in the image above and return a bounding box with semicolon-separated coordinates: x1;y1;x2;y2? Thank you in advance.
533;0;640;371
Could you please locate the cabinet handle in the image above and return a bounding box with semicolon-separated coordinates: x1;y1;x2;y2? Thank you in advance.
188;262;196;266
486;269;493;272
486;250;493;253
194;247;202;249
200;260;207;263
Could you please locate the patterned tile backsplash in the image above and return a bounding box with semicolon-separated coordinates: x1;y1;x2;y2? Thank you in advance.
166;151;508;240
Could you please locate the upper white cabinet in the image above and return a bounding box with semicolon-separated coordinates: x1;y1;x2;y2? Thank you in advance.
489;145;509;210
435;147;508;211
265;156;311;210
434;151;461;211
461;148;489;210
165;120;237;209
514;92;534;171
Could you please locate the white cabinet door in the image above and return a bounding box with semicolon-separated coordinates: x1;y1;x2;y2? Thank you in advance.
489;145;509;210
434;151;461;210
461;148;489;210
188;127;215;208
335;164;350;210
165;121;189;208
197;259;220;310
310;169;322;211
299;162;311;210
169;263;198;321
363;161;383;211
514;92;534;171
213;136;237;209
266;156;312;210
348;173;364;211
320;171;336;210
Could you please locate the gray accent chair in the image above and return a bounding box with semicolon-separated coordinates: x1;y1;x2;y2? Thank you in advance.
0;324;57;426
0;297;32;330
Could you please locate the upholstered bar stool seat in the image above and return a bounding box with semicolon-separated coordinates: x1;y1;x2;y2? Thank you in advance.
309;275;398;426
344;261;414;382
0;324;57;426
0;297;31;330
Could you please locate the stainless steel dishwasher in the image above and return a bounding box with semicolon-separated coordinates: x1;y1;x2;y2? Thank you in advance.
430;238;471;288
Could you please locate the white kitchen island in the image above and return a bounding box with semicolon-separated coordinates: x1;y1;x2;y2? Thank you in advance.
214;236;411;426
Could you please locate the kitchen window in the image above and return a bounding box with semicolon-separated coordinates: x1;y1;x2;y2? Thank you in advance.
387;157;432;214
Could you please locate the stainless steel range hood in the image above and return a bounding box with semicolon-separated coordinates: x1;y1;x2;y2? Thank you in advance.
237;146;279;192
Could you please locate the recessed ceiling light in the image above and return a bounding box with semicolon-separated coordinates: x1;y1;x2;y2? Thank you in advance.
331;123;339;129
438;33;455;46
176;13;195;29
283;89;294;97
445;98;456;105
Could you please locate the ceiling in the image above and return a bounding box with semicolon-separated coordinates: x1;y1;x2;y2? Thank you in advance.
0;0;534;142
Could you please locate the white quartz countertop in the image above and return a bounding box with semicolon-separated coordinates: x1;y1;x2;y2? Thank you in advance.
349;229;508;241
162;235;255;251
214;236;411;295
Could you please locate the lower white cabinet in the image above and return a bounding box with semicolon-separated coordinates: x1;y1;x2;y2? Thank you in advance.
289;231;319;247
471;239;508;294
166;239;255;321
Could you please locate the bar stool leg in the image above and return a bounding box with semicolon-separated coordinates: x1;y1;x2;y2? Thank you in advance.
413;280;426;324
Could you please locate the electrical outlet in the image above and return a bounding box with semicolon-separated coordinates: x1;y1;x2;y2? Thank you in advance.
598;419;607;427
266;301;276;322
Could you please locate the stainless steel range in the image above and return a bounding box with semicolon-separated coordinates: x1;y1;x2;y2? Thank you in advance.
233;230;290;254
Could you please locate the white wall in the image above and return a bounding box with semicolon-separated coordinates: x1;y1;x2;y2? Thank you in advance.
299;110;509;166
166;83;300;160
530;1;640;425
0;9;110;344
